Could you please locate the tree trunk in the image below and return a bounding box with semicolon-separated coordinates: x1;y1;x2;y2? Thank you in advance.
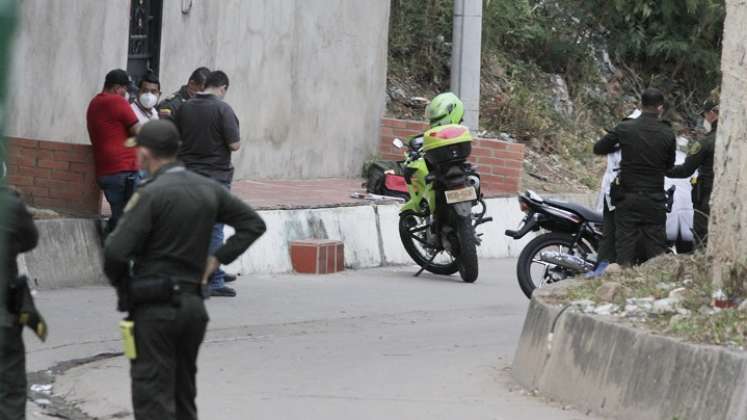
707;0;747;296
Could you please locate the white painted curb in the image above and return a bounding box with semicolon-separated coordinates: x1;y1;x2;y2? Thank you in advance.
24;194;596;287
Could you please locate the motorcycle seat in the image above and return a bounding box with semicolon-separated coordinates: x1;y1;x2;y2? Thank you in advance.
544;199;603;224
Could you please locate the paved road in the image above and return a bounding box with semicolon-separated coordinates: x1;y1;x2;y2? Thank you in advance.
25;259;599;419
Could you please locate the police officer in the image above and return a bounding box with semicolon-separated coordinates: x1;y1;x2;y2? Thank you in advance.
666;99;718;249
1;184;39;419
594;88;676;266
157;66;210;120
103;120;266;420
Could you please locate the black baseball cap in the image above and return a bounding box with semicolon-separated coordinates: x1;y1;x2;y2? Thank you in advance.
124;120;181;155
105;69;131;87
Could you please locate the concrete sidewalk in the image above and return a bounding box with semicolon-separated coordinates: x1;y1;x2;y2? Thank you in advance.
24;260;600;420
234;178;368;210
100;178;370;214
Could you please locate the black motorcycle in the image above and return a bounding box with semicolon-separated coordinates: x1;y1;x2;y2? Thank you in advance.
505;190;603;298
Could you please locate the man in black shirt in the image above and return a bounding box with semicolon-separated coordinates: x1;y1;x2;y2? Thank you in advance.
176;70;241;297
594;88;676;266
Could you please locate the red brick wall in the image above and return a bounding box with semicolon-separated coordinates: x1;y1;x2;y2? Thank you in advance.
378;118;525;195
5;138;101;216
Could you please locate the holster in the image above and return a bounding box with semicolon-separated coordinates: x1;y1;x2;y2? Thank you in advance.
129;276;182;307
609;176;622;206
116;279;131;313
7;275;48;341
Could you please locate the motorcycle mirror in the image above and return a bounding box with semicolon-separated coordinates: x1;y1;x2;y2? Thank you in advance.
392;138;405;149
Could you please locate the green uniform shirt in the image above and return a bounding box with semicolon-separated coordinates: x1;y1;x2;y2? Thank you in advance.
667;123;716;191
157;85;191;120
103;163;266;286
594;112;676;193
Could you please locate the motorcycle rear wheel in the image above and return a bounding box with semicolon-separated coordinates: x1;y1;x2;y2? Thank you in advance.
517;232;590;299
455;216;479;283
399;214;460;275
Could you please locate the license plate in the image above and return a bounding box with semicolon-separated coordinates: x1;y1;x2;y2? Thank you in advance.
445;186;477;204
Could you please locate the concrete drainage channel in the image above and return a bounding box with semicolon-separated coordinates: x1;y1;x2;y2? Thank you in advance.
21;195;597;289
27;353;125;420
513;282;747;420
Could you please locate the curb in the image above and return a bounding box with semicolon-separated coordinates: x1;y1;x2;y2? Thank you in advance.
18;218;104;289
22;194;594;288
512;282;747;420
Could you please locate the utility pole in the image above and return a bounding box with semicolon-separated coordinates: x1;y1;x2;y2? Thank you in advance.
450;0;483;130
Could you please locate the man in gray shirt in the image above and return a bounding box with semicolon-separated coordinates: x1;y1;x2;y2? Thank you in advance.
176;70;242;297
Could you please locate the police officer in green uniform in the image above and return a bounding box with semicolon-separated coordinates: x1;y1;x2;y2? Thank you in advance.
1;185;40;420
103;120;266;420
667;99;718;249
594;88;676;266
157;67;210;120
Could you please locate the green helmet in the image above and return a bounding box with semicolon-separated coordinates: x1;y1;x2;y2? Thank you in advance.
425;92;465;127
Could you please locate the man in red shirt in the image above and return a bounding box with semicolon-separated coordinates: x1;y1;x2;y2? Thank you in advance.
87;69;142;233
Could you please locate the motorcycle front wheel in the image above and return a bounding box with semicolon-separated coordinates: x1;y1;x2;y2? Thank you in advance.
516;232;591;299
399;214;459;275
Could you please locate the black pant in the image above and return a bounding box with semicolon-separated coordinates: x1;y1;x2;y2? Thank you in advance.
0;325;26;420
130;294;208;420
615;193;668;266
597;201;617;263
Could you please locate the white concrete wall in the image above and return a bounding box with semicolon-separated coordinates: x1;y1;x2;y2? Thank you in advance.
6;1;390;180
224;197;539;275
159;0;390;179
6;1;130;143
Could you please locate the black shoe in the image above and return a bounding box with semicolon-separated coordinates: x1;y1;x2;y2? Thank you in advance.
210;286;237;297
224;273;238;283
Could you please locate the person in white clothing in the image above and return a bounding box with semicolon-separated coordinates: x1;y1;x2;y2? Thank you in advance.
594;109;641;268
664;135;696;253
131;72;161;125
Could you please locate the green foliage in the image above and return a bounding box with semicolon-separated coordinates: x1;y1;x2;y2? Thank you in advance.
560;0;726;94
388;0;453;85
387;0;725;188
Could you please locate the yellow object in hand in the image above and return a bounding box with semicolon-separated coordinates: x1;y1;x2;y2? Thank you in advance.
119;320;137;360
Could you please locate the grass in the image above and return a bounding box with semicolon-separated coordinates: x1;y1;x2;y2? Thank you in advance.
561;253;747;349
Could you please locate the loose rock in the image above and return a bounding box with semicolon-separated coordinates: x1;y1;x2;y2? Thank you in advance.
595;282;624;302
653;298;678;315
668;287;688;303
593;303;617;316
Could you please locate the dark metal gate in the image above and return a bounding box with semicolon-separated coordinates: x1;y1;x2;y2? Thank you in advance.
127;0;163;84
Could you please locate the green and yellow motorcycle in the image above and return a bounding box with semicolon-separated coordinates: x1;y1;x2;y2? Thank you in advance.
393;124;492;283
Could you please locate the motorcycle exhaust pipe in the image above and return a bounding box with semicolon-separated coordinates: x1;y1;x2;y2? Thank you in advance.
539;251;595;273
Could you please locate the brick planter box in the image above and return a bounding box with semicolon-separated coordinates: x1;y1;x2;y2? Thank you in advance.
378;118;525;195
290;239;345;274
5;137;100;216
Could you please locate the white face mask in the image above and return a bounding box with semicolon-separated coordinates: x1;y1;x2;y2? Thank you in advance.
139;92;158;110
703;119;712;134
